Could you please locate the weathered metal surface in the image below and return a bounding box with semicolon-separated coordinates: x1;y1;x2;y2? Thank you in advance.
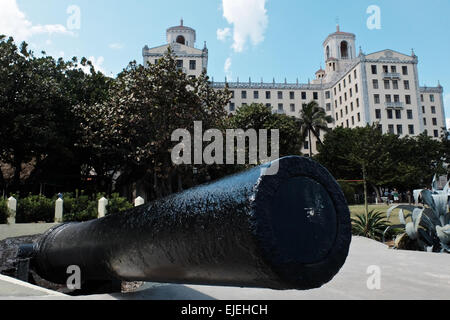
30;156;351;290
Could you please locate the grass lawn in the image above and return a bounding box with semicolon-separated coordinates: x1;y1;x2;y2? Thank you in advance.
349;204;402;225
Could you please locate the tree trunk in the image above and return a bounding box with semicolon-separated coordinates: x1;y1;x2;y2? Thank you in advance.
308;129;312;158
12;156;23;191
371;185;382;204
362;164;368;217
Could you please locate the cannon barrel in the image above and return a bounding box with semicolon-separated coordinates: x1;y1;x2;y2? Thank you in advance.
30;156;351;290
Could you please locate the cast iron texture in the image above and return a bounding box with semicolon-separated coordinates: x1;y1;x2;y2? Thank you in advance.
32;156;351;290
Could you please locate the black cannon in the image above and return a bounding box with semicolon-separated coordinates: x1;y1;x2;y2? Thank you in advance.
27;156;351;291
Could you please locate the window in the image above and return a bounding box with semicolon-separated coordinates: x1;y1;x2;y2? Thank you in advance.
346;119;349;128
176;60;183;68
341;41;349;59
231;91;235;98
254;91;259;99
290;104;296;112
345;105;348;115
340;110;343;118
189;60;196;70
266;91;271;99
397;125;403;135
325;91;331;99
383;65;389;73
405;95;411;105
431;106;436;114
408;125;415;135
395;110;402;119
434;130;439;138
371;65;377;74
304;141;309;150
391;66;397;73
432;118;437;126
313;92;319;100
407;110;413;119
394;95;400;103
326;103;331;111
388;125;395;134
154;59;159;64
375;109;381;119
336;113;339;120
393;80;399;90
385;95;392;103
290;91;295;100
339;97;342;105
356;98;360;107
344;93;347;101
229;103;235;112
404;80;410;90
278;103;284;111
242;91;247;99
355;84;358;93
278;91;283;99
339;84;341;92
384;80;390;90
334;88;337;95
402;66;408;75
351;102;354;112
422;106;426;114
373;79;379;89
421;94;424;102
301;92;307;100
354;70;357;79
352;116;355;125
349;75;352;83
374;94;380;104
176;35;186;45
387;109;393;119
430;95;435;102
357;113;361;122
266;103;271;108
423;118;427;126
350;88;353;98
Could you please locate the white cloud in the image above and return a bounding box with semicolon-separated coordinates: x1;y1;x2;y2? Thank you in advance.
220;0;268;52
217;28;231;41
80;56;105;74
224;57;232;79
109;43;124;50
0;0;73;43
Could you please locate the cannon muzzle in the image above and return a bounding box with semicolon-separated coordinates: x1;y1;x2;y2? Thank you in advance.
30;156;351;290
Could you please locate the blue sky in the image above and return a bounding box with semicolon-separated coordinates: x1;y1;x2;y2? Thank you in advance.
1;0;450;127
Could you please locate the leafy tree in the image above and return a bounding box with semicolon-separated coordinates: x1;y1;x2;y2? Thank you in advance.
298;101;334;157
74;50;231;200
227;103;303;158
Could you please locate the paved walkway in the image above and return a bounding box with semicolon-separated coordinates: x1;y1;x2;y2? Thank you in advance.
1;237;450;300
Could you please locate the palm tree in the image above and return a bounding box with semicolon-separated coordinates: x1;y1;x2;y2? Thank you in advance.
299;101;334;157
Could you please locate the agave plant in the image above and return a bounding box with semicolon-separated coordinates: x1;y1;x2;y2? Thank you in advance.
387;178;450;253
352;210;390;242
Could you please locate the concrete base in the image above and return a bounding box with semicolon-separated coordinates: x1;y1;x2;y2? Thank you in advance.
0;223;57;241
1;237;449;300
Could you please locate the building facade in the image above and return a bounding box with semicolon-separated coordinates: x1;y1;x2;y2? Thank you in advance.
143;22;446;155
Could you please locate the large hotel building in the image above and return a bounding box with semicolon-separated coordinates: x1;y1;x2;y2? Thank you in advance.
143;21;446;154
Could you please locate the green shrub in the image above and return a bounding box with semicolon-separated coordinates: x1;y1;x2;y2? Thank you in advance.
0;199;8;224
352;210;389;242
107;193;133;215
62;192;132;222
16;195;54;223
62;193;98;222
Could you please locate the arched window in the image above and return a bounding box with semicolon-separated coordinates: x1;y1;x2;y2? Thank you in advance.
340;41;348;59
176;35;186;45
326;46;330;60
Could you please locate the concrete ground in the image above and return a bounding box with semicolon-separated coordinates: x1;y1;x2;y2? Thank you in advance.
1;237;449;300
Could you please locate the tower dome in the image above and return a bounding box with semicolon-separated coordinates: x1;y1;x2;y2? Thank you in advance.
166;19;196;47
323;25;356;62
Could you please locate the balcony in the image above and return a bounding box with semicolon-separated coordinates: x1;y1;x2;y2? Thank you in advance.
385;102;404;109
383;72;401;80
